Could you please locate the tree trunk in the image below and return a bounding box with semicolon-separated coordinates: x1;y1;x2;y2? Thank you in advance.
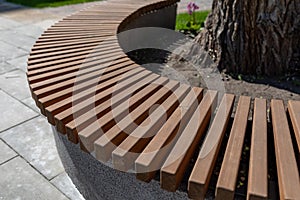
192;0;300;76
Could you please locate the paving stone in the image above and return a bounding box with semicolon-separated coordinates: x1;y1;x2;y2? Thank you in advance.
22;97;41;113
14;24;44;39
0;16;23;30
0;139;17;164
1;116;65;180
0;157;68;200
0;69;31;100
0;41;28;61
34;19;60;30
0;90;38;132
0;60;16;75
0;30;36;51
51;172;85;200
7;54;29;72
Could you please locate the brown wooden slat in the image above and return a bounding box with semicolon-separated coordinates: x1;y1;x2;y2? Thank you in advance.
94;80;180;162
28;43;120;75
38;32;114;40
29;51;125;88
74;77;168;151
135;87;203;182
29;38;117;56
33;35;114;47
36;33;114;43
188;94;235;199
215;96;251;200
271;100;300;199
67;76;167;145
40;30;115;37
44;26;118;32
112;84;191;171
160;91;218;192
28;49;123;84
54;70;158;135
31;37;109;51
247;98;268;200
28;41;120;66
38;58;133;113
28;41;117;63
31;54;127;101
45;66;144;125
288;100;300;162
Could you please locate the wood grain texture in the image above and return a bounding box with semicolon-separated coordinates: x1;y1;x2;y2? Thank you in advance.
188;94;235;200
247;98;268;200
215;96;251;200
135;87;203;182
271;99;300;199
160;91;218;192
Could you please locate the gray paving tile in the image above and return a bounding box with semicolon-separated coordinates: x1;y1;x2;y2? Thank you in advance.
7;54;29;72
1;116;65;180
0;41;28;61
0;60;16;75
14;24;44;39
0;157;68;200
22;97;41;113
0;16;23;30
0;69;31;100
0;30;36;52
51;172;85;200
34;19;59;30
0;139;17;164
0;90;38;132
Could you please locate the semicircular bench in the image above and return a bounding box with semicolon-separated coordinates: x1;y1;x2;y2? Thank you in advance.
27;0;300;199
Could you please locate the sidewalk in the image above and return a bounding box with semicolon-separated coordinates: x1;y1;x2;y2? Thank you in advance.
0;0;212;199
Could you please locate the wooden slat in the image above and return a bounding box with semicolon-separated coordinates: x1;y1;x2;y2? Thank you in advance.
188;94;235;200
247;98;268;200
271;100;300;199
29;38;117;56
135;87;203;182
160;91;218;192
31;54;127;101
30;47;123;72
28;41;119;76
29;43;121;70
31;37;108;50
112;84;191;171
36;33;114;43
29;52;126;87
288;100;300;162
67;76;168;145
45;66;145;125
94;80;179;162
215;96;251;199
53;70;158;135
28;42;118;66
36;58;132;109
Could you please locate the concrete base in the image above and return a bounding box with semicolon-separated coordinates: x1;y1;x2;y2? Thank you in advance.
52;127;189;200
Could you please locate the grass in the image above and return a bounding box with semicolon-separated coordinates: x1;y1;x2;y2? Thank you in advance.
6;0;99;8
176;10;210;32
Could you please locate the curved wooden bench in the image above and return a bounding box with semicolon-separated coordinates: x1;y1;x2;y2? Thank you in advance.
27;0;300;199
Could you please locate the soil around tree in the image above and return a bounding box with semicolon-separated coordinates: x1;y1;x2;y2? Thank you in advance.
128;46;300;107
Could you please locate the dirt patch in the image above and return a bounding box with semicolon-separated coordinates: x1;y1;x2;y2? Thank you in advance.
127;44;300;108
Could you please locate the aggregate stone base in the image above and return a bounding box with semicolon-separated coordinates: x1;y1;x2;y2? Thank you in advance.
52;126;189;200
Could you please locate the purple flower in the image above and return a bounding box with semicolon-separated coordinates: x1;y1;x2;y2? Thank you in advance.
193;3;199;10
187;2;200;15
187;2;193;15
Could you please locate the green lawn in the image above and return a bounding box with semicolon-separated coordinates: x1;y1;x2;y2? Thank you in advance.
176;10;210;32
7;0;100;8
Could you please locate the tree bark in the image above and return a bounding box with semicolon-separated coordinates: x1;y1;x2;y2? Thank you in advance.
192;0;300;76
